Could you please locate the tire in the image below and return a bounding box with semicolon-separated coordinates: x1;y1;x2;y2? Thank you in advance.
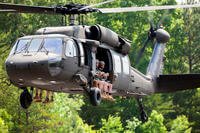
20;89;33;109
141;110;148;122
90;87;101;106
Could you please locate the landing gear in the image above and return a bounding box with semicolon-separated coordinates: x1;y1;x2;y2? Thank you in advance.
89;87;101;106
137;98;148;122
20;87;33;109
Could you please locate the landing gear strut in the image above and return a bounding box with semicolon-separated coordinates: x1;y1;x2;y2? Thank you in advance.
20;87;33;109
89;87;101;106
137;98;148;122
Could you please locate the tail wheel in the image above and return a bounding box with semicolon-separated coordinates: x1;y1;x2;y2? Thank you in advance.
90;87;101;106
20;89;33;109
141;110;148;122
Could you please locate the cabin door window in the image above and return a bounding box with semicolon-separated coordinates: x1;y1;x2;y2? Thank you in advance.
113;54;122;73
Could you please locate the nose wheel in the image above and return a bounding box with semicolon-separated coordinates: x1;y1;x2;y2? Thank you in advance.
20;87;33;109
89;87;101;106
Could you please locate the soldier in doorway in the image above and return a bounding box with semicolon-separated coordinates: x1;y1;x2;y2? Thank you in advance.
33;88;54;103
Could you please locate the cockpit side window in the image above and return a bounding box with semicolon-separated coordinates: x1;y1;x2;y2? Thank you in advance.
65;39;77;57
15;39;31;54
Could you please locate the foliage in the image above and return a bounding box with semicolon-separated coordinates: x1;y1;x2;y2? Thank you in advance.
169;115;192;133
0;117;8;133
99;115;124;133
0;0;200;132
136;110;167;133
125;117;141;133
0;109;13;131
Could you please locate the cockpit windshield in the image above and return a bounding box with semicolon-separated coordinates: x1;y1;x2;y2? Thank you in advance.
40;38;63;55
13;37;63;55
27;38;43;52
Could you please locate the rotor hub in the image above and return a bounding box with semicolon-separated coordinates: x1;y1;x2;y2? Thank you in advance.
55;3;99;15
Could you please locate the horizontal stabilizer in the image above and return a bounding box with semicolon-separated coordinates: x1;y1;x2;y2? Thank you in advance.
156;74;200;93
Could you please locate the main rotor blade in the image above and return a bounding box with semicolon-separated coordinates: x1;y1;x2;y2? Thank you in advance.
99;4;200;13
0;3;55;14
79;0;115;11
0;9;16;13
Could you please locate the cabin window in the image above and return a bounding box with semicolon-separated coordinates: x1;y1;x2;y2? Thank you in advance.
41;38;63;55
113;54;121;73
65;40;77;57
83;45;91;66
15;39;31;54
27;38;43;52
122;56;130;74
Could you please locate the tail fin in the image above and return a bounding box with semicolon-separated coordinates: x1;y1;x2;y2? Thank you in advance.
146;42;166;77
146;29;170;78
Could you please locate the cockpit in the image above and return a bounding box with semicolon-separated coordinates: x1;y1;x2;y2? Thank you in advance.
6;34;80;82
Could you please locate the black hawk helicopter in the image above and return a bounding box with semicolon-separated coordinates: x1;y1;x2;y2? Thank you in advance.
1;1;200;122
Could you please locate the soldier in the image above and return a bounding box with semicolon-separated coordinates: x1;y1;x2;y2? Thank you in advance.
93;59;100;88
43;91;54;103
93;60;106;98
103;73;114;101
34;88;54;103
99;61;114;101
33;88;42;102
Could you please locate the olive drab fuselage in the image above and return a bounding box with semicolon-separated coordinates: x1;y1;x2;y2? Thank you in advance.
5;24;174;97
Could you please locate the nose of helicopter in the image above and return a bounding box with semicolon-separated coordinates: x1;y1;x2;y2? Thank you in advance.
5;53;62;85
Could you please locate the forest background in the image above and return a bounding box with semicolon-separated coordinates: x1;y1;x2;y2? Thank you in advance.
0;0;200;132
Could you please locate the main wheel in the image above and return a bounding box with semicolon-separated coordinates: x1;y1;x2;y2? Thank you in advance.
141;110;148;122
90;87;101;106
20;89;33;109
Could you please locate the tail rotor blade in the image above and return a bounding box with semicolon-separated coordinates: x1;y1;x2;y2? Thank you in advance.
135;23;156;65
148;11;155;28
135;38;150;65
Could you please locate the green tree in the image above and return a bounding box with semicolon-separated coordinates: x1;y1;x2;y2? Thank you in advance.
0;109;13;132
0;117;8;133
136;110;167;133
125;117;141;133
99;115;124;133
169;115;191;133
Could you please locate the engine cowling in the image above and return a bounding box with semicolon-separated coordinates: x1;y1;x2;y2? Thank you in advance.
86;25;131;54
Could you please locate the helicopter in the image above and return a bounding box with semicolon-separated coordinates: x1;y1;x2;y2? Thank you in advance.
1;1;200;122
